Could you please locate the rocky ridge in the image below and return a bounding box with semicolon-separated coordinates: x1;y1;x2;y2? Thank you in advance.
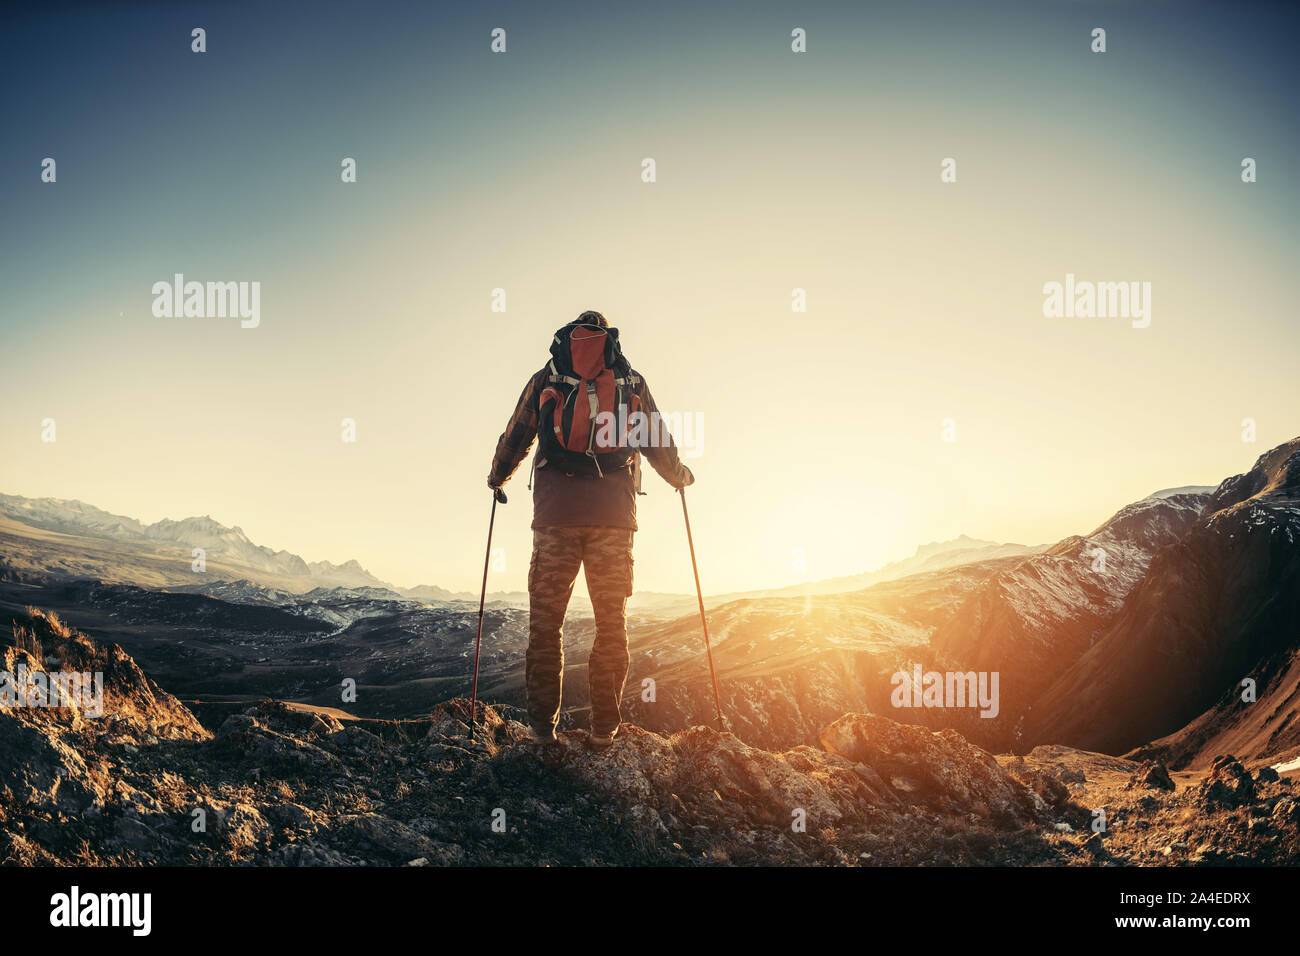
3;608;1297;866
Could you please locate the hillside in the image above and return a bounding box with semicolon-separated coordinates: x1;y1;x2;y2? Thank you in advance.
620;558;1022;750
1026;440;1300;767
924;490;1211;752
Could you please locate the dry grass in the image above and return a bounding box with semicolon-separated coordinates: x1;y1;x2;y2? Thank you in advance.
25;606;72;638
10;623;43;661
6;606;83;663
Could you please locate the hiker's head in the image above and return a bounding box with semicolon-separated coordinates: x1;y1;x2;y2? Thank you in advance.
573;310;608;328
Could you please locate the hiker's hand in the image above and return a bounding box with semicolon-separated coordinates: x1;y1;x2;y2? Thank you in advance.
674;465;695;489
493;487;508;504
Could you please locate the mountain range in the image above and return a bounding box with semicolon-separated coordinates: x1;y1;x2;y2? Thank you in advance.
1028;439;1300;766
0;494;390;591
0;491;1035;609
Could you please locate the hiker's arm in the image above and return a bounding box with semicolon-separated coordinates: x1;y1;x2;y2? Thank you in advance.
636;379;695;489
488;372;541;489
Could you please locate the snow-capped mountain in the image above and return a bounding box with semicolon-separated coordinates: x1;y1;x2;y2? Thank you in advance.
140;515;313;578
1149;485;1216;499
0;494;384;591
1027;439;1300;766
0;494;146;538
0;492;1034;611
925;488;1213;751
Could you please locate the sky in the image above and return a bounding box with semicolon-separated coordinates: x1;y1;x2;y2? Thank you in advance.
1;0;1297;596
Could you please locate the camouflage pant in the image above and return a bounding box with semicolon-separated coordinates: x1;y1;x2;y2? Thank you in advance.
527;526;634;735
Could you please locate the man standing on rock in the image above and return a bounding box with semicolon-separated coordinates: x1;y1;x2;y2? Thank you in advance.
487;311;695;749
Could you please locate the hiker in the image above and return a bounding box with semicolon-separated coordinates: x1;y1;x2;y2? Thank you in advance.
487;311;694;749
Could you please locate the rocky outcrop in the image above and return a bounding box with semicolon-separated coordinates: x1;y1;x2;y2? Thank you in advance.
4;609;1298;866
1126;759;1176;792
1197;755;1255;809
0;607;1062;865
819;714;1039;825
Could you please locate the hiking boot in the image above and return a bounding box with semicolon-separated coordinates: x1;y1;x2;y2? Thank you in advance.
530;725;558;744
588;726;619;750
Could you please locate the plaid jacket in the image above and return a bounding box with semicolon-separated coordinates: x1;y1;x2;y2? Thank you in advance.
488;367;692;491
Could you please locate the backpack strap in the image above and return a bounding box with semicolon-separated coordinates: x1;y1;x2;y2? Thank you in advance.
612;372;640;417
546;358;579;386
582;380;603;477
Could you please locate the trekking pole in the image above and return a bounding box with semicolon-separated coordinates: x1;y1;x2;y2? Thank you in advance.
470;487;506;734
679;487;725;731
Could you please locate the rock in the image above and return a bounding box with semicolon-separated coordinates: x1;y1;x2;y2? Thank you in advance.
1126;760;1175;792
1006;764;1072;811
818;714;1040;826
268;843;355;866
428;699;502;743
329;813;439;864
426;841;466;865
1271;797;1298;825
213;714;339;771
214;802;269;851
107;816;164;853
1198;756;1255;809
336;725;386;754
216;714;259;739
268;802;320;833
115;780;164;814
0;712;102;810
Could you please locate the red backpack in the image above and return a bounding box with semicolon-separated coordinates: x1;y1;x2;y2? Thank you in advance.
537;322;642;478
